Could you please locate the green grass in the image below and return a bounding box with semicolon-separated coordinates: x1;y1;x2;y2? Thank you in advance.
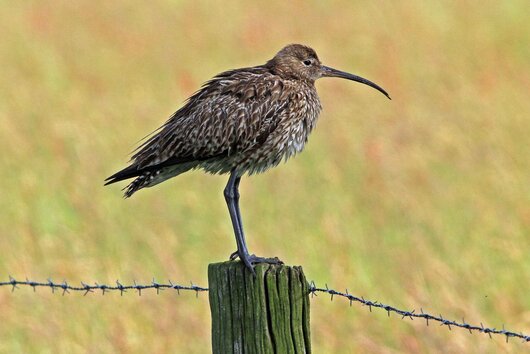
1;1;529;352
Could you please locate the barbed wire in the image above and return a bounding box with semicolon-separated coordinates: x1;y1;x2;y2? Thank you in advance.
1;276;528;343
0;276;207;296
309;282;530;343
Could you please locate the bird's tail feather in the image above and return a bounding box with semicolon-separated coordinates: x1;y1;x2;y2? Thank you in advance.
104;164;140;186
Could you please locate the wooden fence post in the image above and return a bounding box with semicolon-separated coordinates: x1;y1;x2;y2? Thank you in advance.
208;261;311;353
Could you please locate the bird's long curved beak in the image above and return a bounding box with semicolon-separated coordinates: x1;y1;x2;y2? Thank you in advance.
320;66;391;100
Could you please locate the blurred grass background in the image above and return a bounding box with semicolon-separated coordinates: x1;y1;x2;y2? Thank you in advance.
1;1;529;352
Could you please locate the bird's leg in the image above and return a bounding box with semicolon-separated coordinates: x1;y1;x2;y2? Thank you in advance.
224;172;253;272
224;171;282;274
229;175;247;259
229;179;282;265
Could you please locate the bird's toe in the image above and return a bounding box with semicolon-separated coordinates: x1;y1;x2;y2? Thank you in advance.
228;250;239;261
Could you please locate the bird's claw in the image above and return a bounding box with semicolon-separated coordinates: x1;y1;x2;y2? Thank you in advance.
229;250;239;261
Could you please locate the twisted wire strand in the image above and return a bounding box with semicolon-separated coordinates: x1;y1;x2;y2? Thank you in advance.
0;276;207;296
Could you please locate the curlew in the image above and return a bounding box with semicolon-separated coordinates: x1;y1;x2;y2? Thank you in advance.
105;44;390;274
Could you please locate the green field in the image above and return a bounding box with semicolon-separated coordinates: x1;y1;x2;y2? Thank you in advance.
1;1;529;353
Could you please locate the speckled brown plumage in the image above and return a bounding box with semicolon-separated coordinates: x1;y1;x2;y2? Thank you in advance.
105;44;390;273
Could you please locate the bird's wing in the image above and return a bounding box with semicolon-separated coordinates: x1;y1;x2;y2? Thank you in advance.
130;69;292;170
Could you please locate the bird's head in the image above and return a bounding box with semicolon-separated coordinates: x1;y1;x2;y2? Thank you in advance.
267;44;390;99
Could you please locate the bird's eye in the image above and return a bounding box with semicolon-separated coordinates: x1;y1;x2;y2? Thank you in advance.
303;59;312;66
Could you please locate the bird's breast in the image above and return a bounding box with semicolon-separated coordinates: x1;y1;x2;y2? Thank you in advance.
232;82;322;175
267;87;321;167
287;89;321;145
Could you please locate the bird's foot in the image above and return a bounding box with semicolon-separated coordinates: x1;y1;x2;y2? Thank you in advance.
229;251;283;264
247;254;283;265
230;252;283;276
